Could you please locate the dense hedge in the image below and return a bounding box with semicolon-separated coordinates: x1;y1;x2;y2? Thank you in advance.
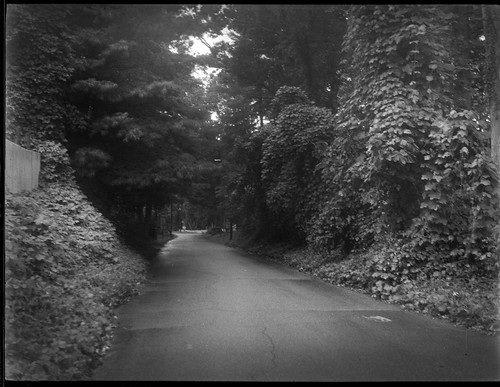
5;182;148;380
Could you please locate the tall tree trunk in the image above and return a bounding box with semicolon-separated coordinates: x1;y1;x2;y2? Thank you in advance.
482;5;500;325
482;5;500;167
454;5;474;110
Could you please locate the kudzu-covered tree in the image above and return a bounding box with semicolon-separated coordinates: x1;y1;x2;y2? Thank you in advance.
311;5;498;273
260;87;335;242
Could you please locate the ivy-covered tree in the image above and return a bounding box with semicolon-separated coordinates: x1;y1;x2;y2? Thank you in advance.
311;5;498;272
6;5;80;146
482;5;500;199
260;86;335;242
229;128;269;238
5;4;85;184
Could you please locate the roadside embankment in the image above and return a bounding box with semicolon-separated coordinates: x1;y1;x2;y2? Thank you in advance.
5;182;150;380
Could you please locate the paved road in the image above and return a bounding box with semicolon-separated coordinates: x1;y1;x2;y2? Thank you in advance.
92;233;499;381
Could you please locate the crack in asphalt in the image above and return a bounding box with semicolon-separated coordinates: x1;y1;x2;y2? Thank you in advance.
261;327;278;371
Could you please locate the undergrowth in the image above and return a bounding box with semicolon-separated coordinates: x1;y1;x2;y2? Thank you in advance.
5;182;148;380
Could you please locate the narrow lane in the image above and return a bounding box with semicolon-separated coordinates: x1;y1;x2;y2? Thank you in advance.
92;233;499;381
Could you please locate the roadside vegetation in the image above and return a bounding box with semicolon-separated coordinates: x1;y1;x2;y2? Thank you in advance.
5;181;148;380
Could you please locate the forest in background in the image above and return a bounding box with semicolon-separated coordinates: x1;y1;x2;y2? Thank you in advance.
5;4;500;380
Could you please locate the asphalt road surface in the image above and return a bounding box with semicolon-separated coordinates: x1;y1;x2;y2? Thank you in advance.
92;232;499;381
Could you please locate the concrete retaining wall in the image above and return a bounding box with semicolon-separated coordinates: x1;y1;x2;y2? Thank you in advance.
5;140;41;193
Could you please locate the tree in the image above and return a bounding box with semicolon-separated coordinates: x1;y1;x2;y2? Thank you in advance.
229;129;269;238
194;68;267;232
6;4;223;240
218;5;346;111
198;4;346;135
194;5;347;241
5;5;84;148
261;86;335;242
482;6;500;170
64;5;209;225
310;5;498;271
5;5;86;185
482;5;500;268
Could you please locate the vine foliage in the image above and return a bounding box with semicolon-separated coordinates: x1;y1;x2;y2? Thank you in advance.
311;5;498;274
260;86;335;242
5;184;147;379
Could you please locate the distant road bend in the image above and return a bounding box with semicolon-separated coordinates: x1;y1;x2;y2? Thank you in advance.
93;232;499;381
